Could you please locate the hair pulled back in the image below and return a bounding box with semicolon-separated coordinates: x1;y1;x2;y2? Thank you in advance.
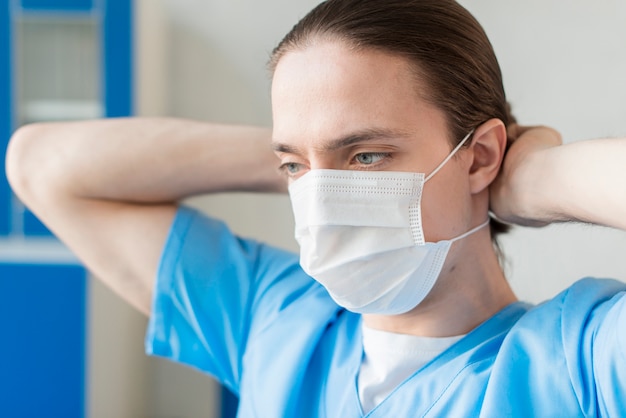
270;0;515;237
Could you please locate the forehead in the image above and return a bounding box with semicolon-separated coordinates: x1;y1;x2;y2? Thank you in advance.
271;41;447;148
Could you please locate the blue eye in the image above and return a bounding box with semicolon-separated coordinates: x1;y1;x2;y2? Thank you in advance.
355;153;387;165
281;162;301;174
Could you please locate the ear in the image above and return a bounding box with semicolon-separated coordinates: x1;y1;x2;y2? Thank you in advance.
468;118;507;194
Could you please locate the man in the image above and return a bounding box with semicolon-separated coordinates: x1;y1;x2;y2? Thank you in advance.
6;0;625;416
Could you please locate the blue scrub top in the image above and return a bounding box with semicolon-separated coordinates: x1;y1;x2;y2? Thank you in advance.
145;207;626;417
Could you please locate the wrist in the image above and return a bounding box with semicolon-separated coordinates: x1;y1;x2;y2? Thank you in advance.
492;128;563;227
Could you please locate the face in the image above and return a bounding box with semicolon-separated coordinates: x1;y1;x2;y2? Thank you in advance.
271;40;476;242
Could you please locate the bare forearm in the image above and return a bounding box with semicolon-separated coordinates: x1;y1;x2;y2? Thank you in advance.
7;117;285;206
526;137;626;228
496;132;626;230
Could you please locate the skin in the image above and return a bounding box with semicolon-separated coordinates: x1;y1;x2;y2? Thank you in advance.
6;40;625;337
271;40;516;336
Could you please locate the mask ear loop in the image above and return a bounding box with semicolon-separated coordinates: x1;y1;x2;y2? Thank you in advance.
424;130;475;183
449;218;490;243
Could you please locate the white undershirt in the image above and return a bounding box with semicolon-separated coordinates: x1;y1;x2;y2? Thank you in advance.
358;324;464;414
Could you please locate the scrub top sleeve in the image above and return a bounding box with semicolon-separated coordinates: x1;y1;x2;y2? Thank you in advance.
591;291;626;416
145;206;315;393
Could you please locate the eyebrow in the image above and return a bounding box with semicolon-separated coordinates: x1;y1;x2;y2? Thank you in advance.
271;128;409;154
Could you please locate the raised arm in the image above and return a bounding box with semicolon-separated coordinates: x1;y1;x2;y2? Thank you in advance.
5;118;284;314
490;125;626;230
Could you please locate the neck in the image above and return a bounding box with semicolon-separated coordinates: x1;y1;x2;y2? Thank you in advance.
362;230;517;337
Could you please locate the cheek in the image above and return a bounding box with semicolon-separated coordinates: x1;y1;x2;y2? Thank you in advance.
420;169;473;242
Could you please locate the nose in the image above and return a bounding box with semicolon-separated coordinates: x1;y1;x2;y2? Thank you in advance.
307;152;345;171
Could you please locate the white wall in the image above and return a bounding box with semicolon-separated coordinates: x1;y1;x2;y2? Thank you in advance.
91;1;626;416
88;279;149;418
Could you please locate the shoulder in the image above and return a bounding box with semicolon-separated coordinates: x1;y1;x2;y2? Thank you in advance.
520;278;625;324
160;205;301;277
158;205;339;328
147;205;341;390
507;278;625;340
496;278;626;366
484;278;626;416
559;277;626;305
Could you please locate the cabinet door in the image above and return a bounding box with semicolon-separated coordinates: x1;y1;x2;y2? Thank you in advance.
0;263;86;418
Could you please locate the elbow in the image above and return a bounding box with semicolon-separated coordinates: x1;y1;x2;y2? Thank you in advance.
5;123;52;207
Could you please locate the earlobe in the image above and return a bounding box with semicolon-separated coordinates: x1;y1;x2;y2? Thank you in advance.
468;119;507;194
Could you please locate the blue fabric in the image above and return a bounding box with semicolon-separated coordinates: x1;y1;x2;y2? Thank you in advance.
146;206;626;417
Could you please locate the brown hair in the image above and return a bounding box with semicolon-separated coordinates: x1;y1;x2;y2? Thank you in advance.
269;0;515;238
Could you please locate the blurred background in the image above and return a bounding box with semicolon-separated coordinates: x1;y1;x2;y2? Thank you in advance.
0;0;624;417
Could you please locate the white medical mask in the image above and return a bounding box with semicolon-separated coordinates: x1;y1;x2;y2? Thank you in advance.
288;131;489;315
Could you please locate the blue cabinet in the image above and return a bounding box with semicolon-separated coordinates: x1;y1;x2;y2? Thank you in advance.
0;263;86;417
